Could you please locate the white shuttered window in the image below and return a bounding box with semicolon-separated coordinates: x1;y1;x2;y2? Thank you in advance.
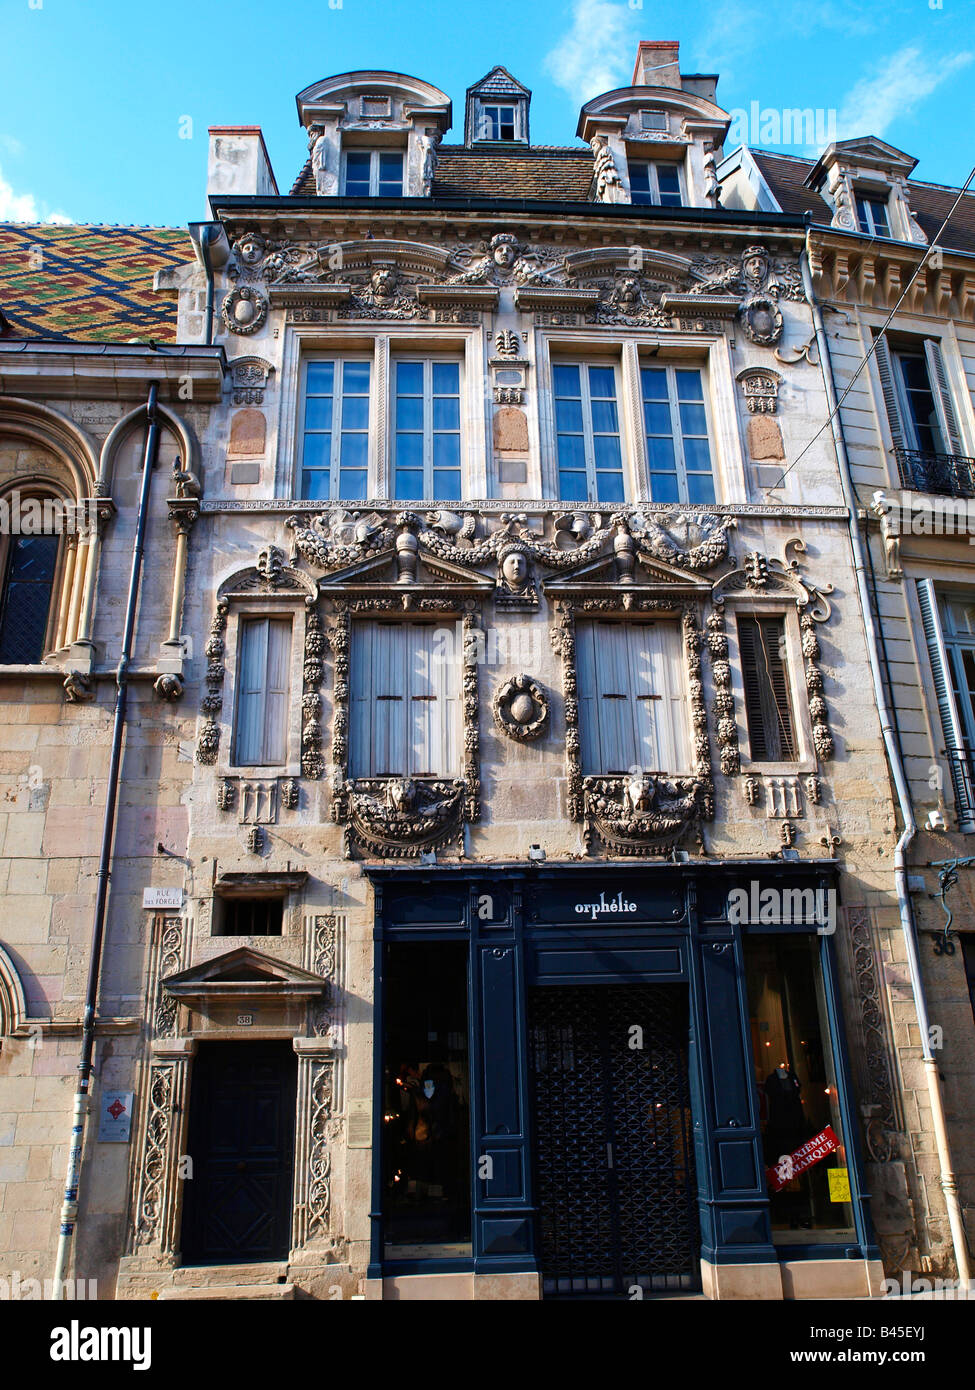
233;617;292;766
576;620;689;774
350;621;459;777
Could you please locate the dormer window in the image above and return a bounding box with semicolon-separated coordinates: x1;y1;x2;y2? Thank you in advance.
464;66;530;145
479;102;518;141
856;193;892;239
629;161;683;207
342;149;404;196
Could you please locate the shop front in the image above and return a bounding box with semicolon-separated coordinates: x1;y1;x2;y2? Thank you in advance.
367;864;883;1300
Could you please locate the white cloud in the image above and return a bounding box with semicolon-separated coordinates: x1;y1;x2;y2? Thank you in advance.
543;0;637;103
836;45;973;140
0;165;71;223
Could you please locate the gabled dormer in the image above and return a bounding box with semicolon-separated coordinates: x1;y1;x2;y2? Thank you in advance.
465;66;531;146
804;137;927;245
577;41;729;208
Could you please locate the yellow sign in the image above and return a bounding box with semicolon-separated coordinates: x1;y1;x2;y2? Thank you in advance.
828;1167;851;1203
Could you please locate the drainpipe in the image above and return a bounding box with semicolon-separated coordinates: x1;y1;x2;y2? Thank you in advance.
800;239;971;1288
50;381;163;1298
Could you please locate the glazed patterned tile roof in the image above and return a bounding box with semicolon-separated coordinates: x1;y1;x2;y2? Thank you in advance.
0;224;190;342
751;150;975;255
289;145;595;200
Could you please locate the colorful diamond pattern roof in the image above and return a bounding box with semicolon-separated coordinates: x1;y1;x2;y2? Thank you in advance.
0;224;190;342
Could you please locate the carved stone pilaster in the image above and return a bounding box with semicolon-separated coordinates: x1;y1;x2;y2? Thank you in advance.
848;907;899;1164
131;1041;195;1258
301;605;326;779
292;1043;334;1250
706;606;739;775
196;601;228;764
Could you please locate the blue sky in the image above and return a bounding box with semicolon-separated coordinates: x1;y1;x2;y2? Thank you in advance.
2;0;972;226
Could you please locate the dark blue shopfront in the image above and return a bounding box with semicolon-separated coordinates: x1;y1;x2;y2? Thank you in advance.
368;864;878;1298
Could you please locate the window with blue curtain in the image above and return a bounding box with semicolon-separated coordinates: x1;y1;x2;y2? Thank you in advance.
299;359;370;501
554;362;625;504
641;365;715;503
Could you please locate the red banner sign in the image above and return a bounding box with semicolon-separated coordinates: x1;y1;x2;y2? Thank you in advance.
766;1125;839;1191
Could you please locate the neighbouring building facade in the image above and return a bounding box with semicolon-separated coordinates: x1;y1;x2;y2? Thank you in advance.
1;41;973;1302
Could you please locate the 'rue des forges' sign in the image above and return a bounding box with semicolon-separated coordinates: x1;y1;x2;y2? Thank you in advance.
142;887;183;911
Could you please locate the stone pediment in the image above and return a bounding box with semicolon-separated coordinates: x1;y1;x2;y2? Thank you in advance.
162;947;328;1002
543;546;712;599
315;544;494;595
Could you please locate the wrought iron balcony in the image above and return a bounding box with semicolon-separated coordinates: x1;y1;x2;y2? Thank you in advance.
896;448;975;499
943;748;975;832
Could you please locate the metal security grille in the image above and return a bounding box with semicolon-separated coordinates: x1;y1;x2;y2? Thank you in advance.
528;984;700;1298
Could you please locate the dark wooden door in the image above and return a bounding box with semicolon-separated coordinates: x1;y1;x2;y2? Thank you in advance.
528;984;700;1298
181;1042;297;1266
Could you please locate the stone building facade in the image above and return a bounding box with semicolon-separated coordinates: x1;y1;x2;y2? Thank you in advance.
0;41;971;1301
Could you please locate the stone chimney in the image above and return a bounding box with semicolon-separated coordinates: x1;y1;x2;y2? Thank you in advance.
207;127;278;204
631;41;682;89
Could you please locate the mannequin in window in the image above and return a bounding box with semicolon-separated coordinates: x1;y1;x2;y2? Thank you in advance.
764;1060;805;1160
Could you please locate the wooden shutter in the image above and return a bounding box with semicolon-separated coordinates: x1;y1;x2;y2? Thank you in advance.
410;623;457;777
917;579;975;830
234;618;291;765
923;339;963;457
262;619;291;765
873;336;907;453
576;621;687;774
737;616;797;762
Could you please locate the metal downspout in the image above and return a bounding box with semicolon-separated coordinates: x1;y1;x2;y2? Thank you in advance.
50;382;163;1297
800;239;971;1286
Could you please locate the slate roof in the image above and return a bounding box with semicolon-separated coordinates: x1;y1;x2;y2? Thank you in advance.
751;150;975;255
289;144;594;200
0;224;189;342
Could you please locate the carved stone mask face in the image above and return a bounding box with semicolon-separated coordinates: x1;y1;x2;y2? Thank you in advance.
493;243;517;268
239;236;263;265
372;268;395;295
743;254;767;283
502;552;528;587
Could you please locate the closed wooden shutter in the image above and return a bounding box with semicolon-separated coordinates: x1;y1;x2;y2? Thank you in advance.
233;617;292;766
351;621;458;777
873;336;907;453
576;620;688;774
737;616;797;762
923;339;963;457
915;579;975;830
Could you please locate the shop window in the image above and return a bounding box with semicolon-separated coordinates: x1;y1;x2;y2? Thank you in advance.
737;615;798;761
392;358;462;501
298;358;370;501
382;941;471;1258
575;619;690;774
216;896;284;937
0;530;61;664
554;362;625;504
962;937;975;1026
232;617;292;767
349;620;459;777
342;149;404;197
744;935;855;1244
629;161;683;207
641;365;714;503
